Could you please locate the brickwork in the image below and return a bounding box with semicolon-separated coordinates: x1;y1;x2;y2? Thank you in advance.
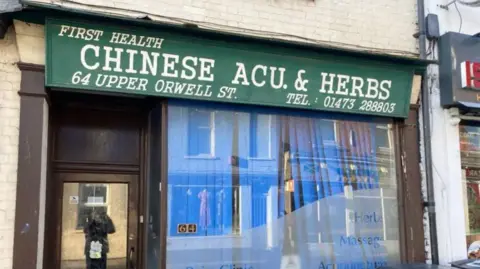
14;20;45;65
27;0;419;56
0;26;20;269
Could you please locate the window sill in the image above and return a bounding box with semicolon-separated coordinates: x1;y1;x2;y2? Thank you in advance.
168;234;242;239
247;157;276;161
83;203;108;207
184;156;220;160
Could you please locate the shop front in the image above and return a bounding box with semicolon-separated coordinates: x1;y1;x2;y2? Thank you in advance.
438;32;480;253
11;9;427;269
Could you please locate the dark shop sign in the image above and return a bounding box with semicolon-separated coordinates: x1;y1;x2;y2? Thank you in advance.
439;32;480;109
46;18;416;118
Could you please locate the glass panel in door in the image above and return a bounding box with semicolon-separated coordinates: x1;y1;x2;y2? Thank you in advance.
60;182;129;269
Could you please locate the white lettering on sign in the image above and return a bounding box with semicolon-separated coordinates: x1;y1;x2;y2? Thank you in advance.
80;44;100;70
53;22;406;116
78;44;216;81
110;32;164;49
319;73;391;100
461;61;480;90
58;25;104;41
231;62;287;90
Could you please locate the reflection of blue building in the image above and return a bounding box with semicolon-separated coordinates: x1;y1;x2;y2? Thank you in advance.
166;100;399;269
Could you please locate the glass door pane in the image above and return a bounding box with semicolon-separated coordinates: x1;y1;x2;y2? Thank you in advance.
60;182;129;269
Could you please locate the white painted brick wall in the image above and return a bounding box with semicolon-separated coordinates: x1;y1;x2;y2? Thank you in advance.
0;26;21;269
25;0;419;56
420;0;480;265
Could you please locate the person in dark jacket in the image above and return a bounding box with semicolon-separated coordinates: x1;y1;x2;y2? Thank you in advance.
83;211;116;269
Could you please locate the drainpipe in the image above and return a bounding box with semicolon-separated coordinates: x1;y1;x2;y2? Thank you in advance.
417;0;439;265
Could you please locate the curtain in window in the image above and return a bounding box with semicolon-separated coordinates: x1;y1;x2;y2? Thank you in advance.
166;100;399;269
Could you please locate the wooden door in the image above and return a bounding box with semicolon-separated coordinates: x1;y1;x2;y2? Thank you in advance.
45;92;149;269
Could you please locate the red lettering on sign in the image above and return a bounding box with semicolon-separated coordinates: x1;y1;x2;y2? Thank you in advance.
461;61;480;90
466;168;480;178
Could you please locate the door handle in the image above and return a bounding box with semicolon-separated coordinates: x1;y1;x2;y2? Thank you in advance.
128;247;135;269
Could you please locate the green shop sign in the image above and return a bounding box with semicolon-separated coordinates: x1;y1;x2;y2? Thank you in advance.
46;18;416;118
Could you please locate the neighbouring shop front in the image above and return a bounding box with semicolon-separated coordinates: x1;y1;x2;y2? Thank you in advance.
11;9;427;269
438;32;480;254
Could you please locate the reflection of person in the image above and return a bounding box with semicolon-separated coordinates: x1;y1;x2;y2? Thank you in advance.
468;241;480;259
198;189;211;229
83;211;116;269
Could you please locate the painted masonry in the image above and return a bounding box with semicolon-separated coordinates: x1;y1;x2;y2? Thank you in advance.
0;0;435;269
420;0;480;266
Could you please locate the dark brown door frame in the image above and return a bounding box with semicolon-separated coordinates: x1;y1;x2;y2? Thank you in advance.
13;63;49;269
47;91;151;269
397;105;427;262
393;104;426;263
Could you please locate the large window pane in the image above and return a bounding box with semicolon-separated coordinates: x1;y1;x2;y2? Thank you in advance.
167;101;399;269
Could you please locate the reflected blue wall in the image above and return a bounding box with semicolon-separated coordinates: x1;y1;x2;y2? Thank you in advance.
166;100;399;269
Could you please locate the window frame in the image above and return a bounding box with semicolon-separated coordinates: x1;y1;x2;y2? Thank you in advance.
163;100;417;263
185;108;216;158
248;113;273;160
75;183;110;230
376;124;393;151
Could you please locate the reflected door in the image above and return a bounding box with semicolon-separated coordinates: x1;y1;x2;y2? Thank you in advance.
58;173;139;269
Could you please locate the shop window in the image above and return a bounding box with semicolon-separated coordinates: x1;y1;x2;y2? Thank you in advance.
76;184;109;229
187;108;215;157
249;113;272;159
460;124;480;248
166;101;400;269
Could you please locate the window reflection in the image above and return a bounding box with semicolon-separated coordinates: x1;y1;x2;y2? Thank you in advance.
187;108;215;157
77;184;108;229
460;125;480;249
167;101;399;269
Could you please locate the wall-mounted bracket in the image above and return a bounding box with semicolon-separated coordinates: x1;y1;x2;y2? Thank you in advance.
438;0;457;10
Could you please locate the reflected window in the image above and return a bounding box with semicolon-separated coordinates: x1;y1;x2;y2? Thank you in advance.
250;114;272;159
166;101;400;269
187;108;215;157
319;119;336;144
76;184;108;229
375;124;391;150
